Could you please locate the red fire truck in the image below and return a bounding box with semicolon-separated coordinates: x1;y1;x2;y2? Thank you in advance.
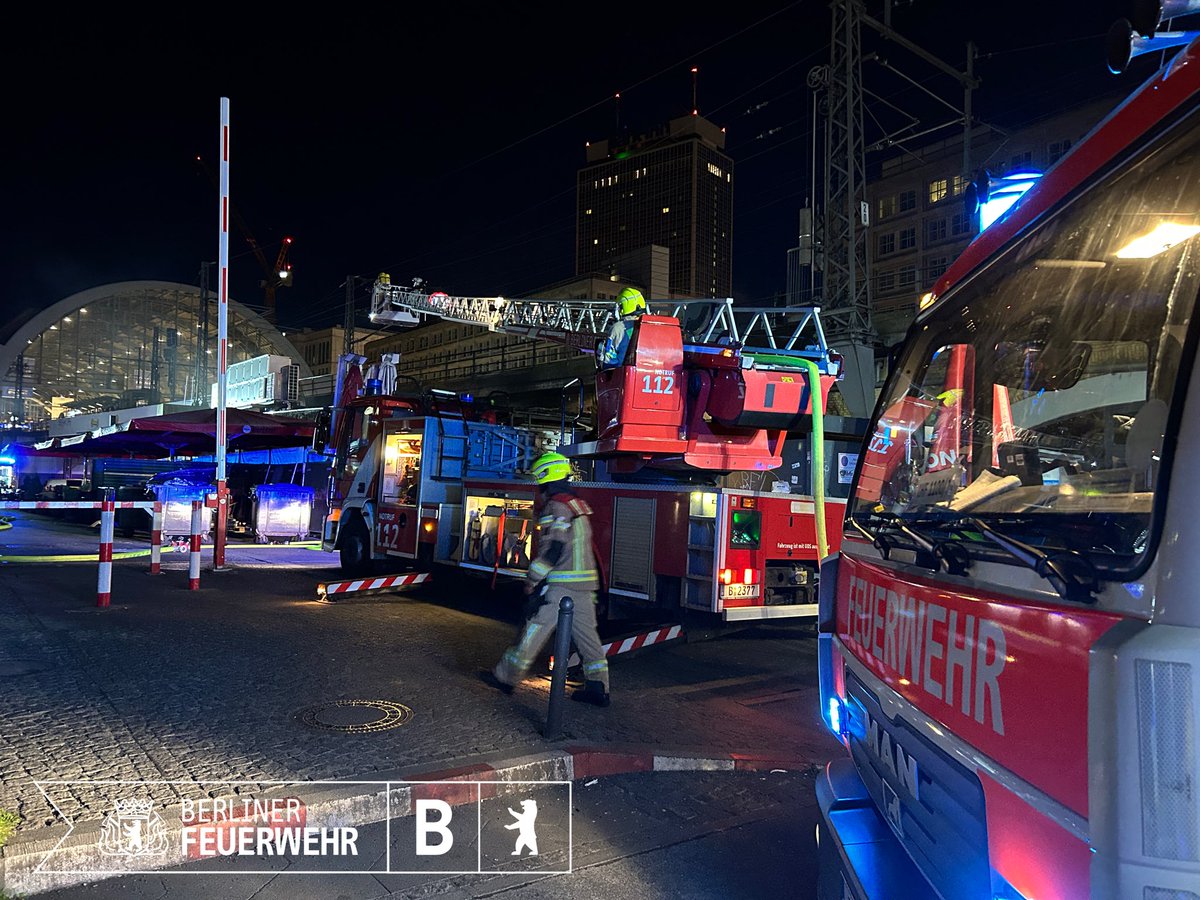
321;290;849;622
817;22;1200;900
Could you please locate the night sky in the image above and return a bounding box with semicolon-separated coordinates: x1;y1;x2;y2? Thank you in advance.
0;2;1156;338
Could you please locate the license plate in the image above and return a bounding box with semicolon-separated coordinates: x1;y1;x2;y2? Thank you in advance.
719;582;761;599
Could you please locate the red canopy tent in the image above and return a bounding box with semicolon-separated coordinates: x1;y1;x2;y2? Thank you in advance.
31;408;315;459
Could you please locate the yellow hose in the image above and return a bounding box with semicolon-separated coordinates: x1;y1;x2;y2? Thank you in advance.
0;548;152;564
796;359;829;560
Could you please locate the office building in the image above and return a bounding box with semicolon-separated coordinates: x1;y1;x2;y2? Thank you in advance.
577;114;733;298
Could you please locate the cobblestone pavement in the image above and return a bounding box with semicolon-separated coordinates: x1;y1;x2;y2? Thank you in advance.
38;770;820;900
0;513;840;869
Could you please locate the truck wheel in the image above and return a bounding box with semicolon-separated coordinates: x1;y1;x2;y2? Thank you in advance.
339;520;371;575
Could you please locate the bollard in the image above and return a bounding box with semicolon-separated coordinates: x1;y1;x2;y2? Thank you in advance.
96;492;115;608
149;500;163;575
543;596;575;740
188;500;203;590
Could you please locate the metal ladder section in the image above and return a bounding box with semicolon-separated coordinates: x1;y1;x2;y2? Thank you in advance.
369;279;839;374
432;418;536;481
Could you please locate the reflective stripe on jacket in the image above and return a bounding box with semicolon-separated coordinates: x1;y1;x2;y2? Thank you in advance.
526;494;598;592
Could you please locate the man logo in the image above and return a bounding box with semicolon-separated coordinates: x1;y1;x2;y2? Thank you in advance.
98;797;169;860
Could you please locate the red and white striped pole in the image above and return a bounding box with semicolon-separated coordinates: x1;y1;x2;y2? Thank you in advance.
188;500;203;590
149;500;163;575
97;493;115;608
214;97;231;570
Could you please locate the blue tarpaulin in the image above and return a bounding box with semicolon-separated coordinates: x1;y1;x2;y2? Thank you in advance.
190;447;330;465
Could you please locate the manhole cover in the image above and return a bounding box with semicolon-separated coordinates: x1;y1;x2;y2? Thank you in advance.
296;700;413;733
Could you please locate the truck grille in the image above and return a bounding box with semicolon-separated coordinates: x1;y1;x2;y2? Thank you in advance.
845;670;990;900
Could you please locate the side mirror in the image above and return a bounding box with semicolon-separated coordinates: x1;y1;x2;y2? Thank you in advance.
312;409;331;452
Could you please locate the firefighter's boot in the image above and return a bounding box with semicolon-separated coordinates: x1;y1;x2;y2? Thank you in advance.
570;680;611;707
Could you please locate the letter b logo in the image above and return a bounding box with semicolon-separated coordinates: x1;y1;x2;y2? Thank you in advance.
415;799;453;856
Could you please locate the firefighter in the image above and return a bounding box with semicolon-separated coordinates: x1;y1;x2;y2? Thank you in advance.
597;287;646;369
480;451;611;706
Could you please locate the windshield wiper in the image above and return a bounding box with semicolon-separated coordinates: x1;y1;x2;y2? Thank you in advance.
967;517;1099;603
849;512;971;576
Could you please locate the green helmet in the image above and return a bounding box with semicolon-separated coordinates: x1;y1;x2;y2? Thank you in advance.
530;451;572;485
617;287;646;317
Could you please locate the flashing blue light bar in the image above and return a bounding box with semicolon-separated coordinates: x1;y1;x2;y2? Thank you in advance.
979;170;1043;231
0;456;15;466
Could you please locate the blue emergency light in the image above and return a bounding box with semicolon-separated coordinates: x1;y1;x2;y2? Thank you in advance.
974;170;1043;231
0;457;14;466
827;696;846;737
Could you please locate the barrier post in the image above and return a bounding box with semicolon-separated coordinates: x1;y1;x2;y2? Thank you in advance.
543;596;575;740
149;500;163;575
188;500;203;590
96;491;115;608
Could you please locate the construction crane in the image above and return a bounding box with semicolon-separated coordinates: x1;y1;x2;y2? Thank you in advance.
195;156;294;324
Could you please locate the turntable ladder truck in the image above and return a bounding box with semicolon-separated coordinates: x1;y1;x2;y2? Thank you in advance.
362;279;849;622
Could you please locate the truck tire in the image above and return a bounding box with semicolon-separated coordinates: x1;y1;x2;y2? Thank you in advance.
339;519;371;575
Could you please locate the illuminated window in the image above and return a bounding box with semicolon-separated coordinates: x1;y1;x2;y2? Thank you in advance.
662;207;670;213
928;178;948;204
585;209;592;215
878;195;898;219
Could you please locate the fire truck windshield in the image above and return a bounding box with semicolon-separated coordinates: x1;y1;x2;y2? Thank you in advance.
852;115;1200;572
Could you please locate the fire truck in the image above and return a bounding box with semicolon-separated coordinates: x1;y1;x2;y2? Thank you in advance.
320;286;849;622
817;20;1200;900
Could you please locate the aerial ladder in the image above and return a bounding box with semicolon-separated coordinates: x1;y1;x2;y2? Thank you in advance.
364;274;844;588
368;275;844;474
368;276;846;564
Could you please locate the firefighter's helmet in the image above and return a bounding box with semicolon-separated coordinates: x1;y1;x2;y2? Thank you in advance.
617;287;646;317
530;452;572;485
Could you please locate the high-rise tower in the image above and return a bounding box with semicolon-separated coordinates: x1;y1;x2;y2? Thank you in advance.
576;114;733;298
